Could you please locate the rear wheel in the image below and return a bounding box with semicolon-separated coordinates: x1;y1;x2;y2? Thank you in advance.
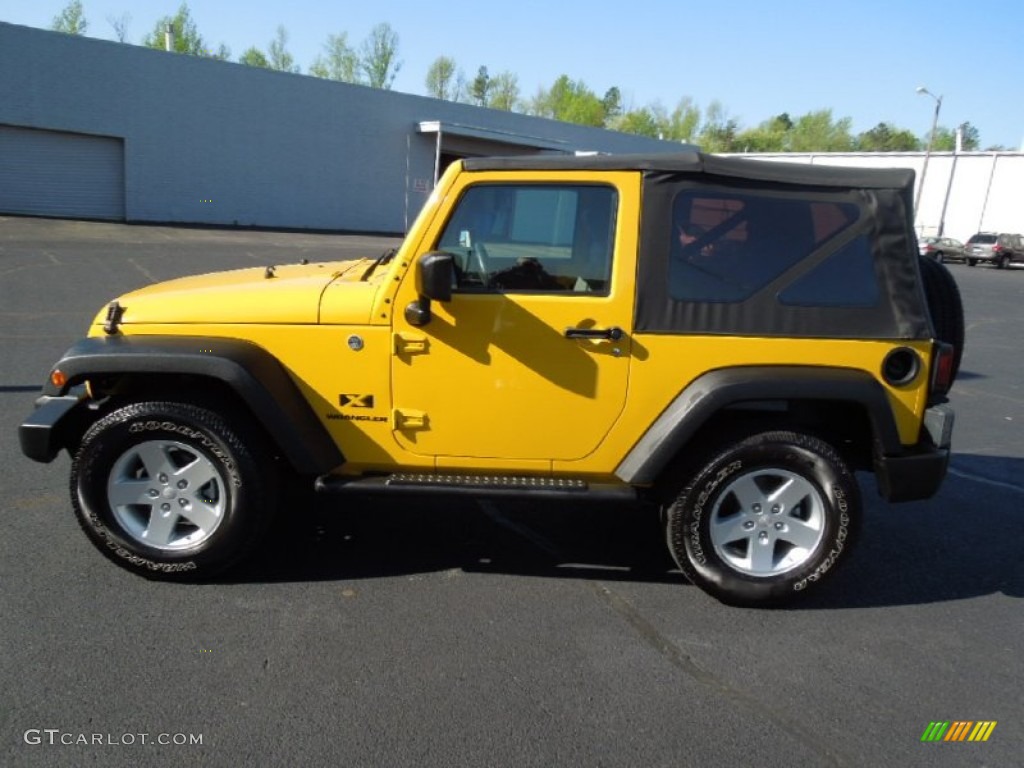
664;430;860;606
997;254;1010;269
934;251;945;263
967;258;977;267
71;401;278;579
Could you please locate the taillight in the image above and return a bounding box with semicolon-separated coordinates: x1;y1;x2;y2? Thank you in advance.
992;244;1003;253
931;342;955;397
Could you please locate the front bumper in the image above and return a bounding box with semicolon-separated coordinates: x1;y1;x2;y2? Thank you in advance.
874;404;954;502
19;393;87;463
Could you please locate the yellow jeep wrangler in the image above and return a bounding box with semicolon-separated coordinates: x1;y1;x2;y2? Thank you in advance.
19;152;961;605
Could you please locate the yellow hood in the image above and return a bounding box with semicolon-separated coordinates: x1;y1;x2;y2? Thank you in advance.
95;259;379;326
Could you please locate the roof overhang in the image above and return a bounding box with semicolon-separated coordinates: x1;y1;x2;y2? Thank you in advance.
416;121;572;153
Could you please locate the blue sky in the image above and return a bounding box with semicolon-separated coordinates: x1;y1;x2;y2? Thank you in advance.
3;0;1022;149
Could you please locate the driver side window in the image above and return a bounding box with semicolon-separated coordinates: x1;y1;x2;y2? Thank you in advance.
436;183;617;294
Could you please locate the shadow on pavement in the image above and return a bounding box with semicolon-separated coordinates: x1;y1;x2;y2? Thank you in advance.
792;453;1023;610
228;453;1022;609
952;369;986;381
231;496;687;588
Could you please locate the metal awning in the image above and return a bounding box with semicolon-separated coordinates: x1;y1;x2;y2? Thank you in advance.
416;120;574;184
416;121;573;151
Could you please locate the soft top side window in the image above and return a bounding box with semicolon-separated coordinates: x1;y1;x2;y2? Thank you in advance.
669;190;861;304
436;184;617;294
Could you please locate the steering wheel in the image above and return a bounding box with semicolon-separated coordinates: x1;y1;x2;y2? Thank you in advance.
472;241;490;285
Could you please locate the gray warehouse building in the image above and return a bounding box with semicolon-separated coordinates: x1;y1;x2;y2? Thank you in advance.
0;22;687;233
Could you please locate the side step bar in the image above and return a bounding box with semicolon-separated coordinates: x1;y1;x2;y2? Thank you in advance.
315;473;638;502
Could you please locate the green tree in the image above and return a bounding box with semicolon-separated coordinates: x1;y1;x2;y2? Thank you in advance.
530;75;605;127
609;97;702;142
734;113;793;152
927;122;982;151
612;107;660;137
959;123;981;151
787;109;854;152
239;46;270;68
267;25;299;73
660;98;702;142
106;12;130;43
855;122;920;151
360;23;401;89
471;66;490;106
487;71;519;111
425;56;460;100
735;125;787;152
51;0;88;35
309;33;360;83
770;112;794;132
601;87;622;124
143;3;227;58
697;101;740;152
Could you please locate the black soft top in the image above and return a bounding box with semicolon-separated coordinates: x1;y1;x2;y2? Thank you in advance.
469;151;928;341
463;152;915;192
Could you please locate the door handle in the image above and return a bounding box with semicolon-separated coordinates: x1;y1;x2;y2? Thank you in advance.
564;326;624;341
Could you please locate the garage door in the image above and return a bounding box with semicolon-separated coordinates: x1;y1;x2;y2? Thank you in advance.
0;125;125;220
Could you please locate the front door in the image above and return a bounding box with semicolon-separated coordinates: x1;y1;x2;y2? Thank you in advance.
391;173;640;464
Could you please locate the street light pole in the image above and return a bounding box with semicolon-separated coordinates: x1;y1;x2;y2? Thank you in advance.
937;124;964;237
914;86;943;229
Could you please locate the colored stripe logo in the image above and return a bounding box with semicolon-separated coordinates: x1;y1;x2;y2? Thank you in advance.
921;721;997;742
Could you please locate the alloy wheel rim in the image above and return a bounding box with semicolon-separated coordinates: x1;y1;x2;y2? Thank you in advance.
106;439;227;551
709;468;826;577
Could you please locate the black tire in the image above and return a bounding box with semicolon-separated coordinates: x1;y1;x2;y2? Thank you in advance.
966;258;977;267
934;252;945;263
918;255;965;384
664;431;860;606
997;254;1009;270
70;401;278;580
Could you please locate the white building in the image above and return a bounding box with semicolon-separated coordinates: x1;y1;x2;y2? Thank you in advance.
728;151;1024;242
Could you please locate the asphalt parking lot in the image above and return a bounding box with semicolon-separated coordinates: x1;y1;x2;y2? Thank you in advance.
1;215;1021;768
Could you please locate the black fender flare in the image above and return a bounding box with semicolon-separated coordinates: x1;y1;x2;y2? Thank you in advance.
39;335;344;474
615;366;902;485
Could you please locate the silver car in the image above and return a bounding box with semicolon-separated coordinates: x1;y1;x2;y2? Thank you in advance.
919;236;966;263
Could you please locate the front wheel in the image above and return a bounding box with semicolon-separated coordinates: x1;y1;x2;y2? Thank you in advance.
664;431;860;606
71;401;278;580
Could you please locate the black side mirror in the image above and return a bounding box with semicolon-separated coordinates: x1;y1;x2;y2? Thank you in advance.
406;252;454;327
418;251;453;302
